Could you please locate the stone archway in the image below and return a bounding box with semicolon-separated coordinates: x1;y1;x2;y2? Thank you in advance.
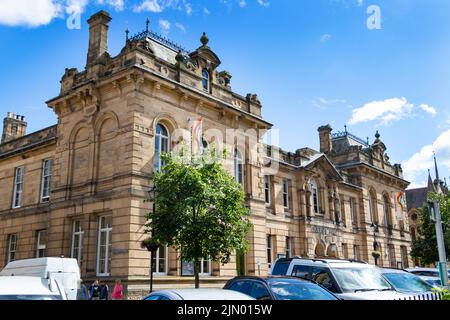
326;244;338;258
315;242;326;258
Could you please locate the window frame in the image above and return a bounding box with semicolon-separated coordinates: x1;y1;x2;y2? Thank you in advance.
264;175;271;205
283;179;290;209
71;221;84;265
7;234;17;264
152;245;169;276
40;159;52;203
267;235;274;272
350;198;357;226
201;69;210;92
285;236;291;259
36;230;47;258
96;216;112;277
154;123;170;173
234;149;244;185
12;166;24;209
310;180;320;214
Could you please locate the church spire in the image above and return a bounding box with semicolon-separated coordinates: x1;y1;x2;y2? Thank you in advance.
428;169;435;192
434;152;440;181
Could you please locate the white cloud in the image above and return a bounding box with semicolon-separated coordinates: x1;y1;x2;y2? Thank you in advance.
312;97;346;109
0;0;63;27
419;103;437;117
175;22;185;32
184;2;192;15
134;0;163;12
96;0;125;11
403;130;450;184
203;7;210;15
159;18;170;31
357;0;363;6
349;97;414;125
320;34;332;42
238;0;247;8
66;0;89;14
257;0;270;7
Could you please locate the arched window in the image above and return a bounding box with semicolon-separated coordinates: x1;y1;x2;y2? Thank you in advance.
202;69;210;92
234;149;244;185
369;190;378;224
154;123;170;173
383;194;392;227
310;180;320;214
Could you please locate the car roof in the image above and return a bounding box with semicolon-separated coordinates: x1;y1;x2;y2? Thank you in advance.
276;257;370;268
148;289;254;300
230;275;313;283
0;276;60;295
379;268;410;274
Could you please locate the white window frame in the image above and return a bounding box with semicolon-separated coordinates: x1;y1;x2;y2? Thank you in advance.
310;180;320;214
12;166;24;209
283;179;290;209
40;159;52;203
154;123;170;173
199;258;212;276
152;245;168;276
264;176;271;205
202;69;210;92
71;221;84;265
96;216;112;277
267;235;274;271
7;234;17;263
234;149;244;185
36;230;47;258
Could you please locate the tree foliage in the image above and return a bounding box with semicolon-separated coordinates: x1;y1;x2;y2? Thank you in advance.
410;192;450;266
144;150;252;288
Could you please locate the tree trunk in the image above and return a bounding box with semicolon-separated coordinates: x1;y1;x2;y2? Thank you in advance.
194;258;200;289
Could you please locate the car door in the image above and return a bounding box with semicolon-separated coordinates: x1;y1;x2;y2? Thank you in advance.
226;280;251;296
248;281;272;300
311;267;340;294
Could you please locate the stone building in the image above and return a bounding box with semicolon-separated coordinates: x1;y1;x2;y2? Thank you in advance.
0;11;413;297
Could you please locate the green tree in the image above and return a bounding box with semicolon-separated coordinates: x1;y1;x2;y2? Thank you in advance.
410;192;450;266
144;150;252;288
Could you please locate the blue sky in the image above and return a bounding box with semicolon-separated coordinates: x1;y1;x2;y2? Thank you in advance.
1;0;450;188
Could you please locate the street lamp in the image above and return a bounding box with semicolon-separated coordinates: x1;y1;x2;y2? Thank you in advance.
370;222;380;266
428;200;449;288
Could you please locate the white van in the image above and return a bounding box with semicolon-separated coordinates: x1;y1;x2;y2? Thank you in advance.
0;276;67;300
0;257;81;300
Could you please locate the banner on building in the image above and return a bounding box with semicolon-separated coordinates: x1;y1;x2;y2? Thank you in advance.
395;192;406;221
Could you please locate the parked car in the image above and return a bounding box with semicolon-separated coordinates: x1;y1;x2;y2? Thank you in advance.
405;267;450;287
224;276;339;300
379;268;435;293
143;289;255;300
0;276;67;300
271;258;412;300
0;257;81;300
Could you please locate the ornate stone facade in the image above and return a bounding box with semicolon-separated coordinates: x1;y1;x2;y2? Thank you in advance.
0;11;413;298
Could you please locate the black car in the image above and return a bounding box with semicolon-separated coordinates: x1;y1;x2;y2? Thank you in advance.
224;276;339;300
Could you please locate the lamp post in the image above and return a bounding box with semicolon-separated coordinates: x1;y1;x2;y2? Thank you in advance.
428;200;449;288
370;222;379;266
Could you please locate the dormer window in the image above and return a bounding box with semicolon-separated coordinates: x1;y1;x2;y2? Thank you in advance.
202;69;210;92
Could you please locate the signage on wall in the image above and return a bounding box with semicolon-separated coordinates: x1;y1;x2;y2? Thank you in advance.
311;226;338;236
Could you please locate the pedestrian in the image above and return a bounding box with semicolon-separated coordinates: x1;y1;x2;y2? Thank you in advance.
89;280;100;300
99;280;109;300
112;279;123;300
77;280;88;300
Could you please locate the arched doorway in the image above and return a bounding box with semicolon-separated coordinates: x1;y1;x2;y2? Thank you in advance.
327;244;338;258
315;242;325;258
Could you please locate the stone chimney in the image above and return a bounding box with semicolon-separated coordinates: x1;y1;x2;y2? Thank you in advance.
318;124;333;154
2;112;27;144
86;11;112;68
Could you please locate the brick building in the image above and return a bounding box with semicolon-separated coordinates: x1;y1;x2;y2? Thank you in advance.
0;11;413;298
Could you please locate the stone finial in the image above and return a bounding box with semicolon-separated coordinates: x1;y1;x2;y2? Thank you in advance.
125;29;129;42
175;50;184;63
146;18;150;32
200;32;209;47
375;130;381;140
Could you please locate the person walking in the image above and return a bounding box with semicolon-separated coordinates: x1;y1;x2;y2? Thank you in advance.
99;280;109;300
89;280;100;300
77;281;88;300
111;279;123;300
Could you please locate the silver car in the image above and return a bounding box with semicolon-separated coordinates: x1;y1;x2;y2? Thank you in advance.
143;288;255;300
380;268;435;293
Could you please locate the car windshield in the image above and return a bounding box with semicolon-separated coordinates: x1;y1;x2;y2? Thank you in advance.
331;268;392;293
383;273;433;292
0;295;62;301
269;281;337;300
